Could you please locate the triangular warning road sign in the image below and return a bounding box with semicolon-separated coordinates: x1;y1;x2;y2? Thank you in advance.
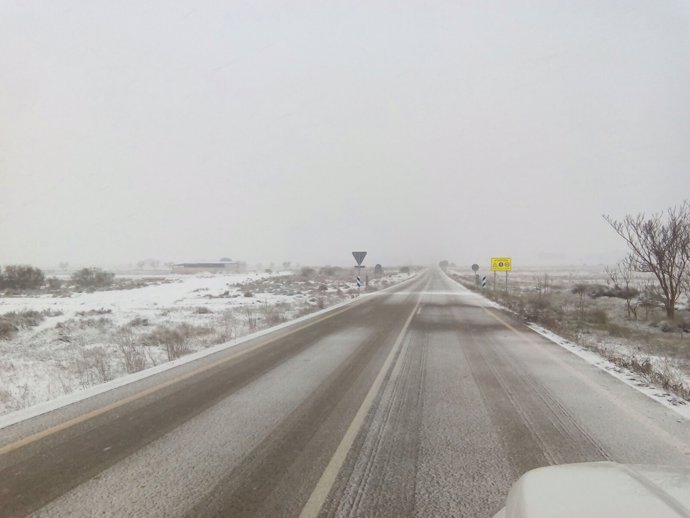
352;251;367;266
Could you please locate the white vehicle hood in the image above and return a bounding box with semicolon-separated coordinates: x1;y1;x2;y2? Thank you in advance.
497;462;690;518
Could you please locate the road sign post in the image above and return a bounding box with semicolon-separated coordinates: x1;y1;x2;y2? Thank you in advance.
472;263;479;286
352;251;367;296
491;257;512;292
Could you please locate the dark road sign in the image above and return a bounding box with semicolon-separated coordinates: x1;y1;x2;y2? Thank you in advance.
352;251;367;266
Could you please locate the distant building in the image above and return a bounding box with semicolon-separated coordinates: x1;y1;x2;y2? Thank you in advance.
171;261;244;274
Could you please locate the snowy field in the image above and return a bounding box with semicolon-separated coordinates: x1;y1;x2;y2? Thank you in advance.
0;270;412;416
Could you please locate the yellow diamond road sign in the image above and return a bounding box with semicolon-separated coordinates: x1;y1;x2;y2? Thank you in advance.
491;257;512;271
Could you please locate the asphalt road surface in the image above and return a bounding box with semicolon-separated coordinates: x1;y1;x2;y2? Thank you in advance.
1;269;689;517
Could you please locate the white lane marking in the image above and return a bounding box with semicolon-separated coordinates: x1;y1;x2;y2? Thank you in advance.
299;283;427;518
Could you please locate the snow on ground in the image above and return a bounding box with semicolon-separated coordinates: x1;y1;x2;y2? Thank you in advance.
0;270;412;417
0;272;276;320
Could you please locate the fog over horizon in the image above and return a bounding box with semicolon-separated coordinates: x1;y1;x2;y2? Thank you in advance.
2;1;690;270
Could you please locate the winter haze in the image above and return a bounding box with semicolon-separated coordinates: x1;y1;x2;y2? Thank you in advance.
2;0;689;268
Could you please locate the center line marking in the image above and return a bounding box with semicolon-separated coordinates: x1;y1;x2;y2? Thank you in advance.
299;279;428;518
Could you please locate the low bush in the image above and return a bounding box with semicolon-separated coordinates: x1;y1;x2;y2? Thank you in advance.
0;265;45;290
587;284;639;300
1;310;45;330
0;318;17;340
47;277;63;290
260;303;287;325
143;323;212;360
128;317;149;327
74;347;112;386
114;327;147;373
76;308;112;317
71;268;115;289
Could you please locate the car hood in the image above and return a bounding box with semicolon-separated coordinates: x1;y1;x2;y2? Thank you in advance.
496;462;690;518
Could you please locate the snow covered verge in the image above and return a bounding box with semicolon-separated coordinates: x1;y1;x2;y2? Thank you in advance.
446;270;690;420
526;324;690;420
0;269;413;417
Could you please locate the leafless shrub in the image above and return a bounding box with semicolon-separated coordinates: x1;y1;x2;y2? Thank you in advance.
143;323;211;361
144;327;186;361
47;277;63;290
658;318;689;336
2;310;45;330
128;317;149;327
217;310;238;342
534;273;553;295
260;302;286;326
115;327;147;373
656;359;690;400
71;267;115;289
74;347;112;387
0;318;18;340
78;317;112;330
244;306;257;331
614;351;690;401
605;256;640;319
0;265;45;289
76;308;112;316
520;293;564;330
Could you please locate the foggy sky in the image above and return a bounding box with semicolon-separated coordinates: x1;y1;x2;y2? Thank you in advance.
2;1;690;269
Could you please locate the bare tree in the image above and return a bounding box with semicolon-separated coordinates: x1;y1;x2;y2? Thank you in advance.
604;202;690;319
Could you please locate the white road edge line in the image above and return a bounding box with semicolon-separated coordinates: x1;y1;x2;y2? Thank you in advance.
299;283;426;518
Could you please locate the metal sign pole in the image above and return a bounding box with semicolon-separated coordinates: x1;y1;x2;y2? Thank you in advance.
357;265;361;296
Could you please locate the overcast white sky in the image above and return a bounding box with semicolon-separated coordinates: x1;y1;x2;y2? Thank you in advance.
2;1;689;269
